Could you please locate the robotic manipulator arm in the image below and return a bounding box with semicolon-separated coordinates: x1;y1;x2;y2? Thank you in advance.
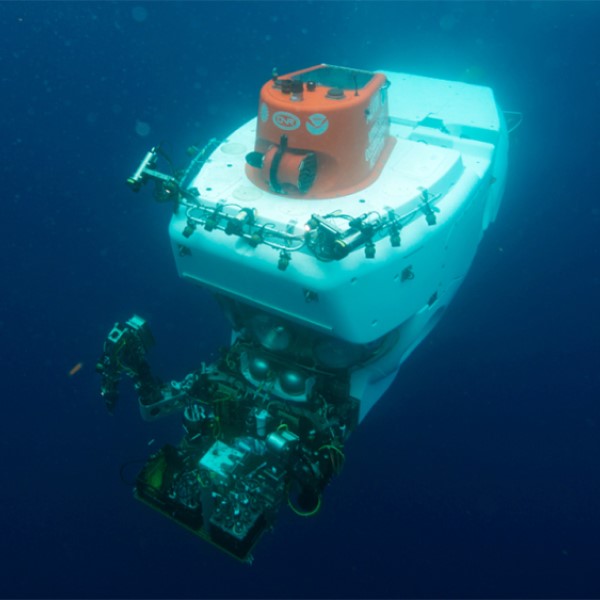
96;315;163;415
96;311;350;562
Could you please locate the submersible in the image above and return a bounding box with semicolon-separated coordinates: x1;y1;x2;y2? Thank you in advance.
97;64;509;562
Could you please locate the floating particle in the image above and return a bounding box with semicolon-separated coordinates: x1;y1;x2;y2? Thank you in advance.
131;6;148;23
135;119;151;137
439;13;459;31
68;362;83;376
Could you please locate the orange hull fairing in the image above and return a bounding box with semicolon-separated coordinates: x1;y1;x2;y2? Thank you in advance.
245;64;395;199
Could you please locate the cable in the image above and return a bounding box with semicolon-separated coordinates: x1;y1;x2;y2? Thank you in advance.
319;444;346;474
287;493;322;517
504;110;523;134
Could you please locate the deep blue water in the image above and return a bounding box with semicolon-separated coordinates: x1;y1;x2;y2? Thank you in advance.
2;1;599;598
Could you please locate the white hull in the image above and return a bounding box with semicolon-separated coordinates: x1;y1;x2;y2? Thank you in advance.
170;71;508;419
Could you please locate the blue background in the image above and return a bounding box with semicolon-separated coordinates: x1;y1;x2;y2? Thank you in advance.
2;1;599;598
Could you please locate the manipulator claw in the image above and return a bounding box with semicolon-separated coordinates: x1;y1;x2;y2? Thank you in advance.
96;315;155;414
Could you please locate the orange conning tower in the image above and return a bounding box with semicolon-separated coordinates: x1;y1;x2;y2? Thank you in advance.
245;64;395;199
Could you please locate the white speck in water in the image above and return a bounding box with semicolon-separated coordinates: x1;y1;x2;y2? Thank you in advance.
135;119;151;137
